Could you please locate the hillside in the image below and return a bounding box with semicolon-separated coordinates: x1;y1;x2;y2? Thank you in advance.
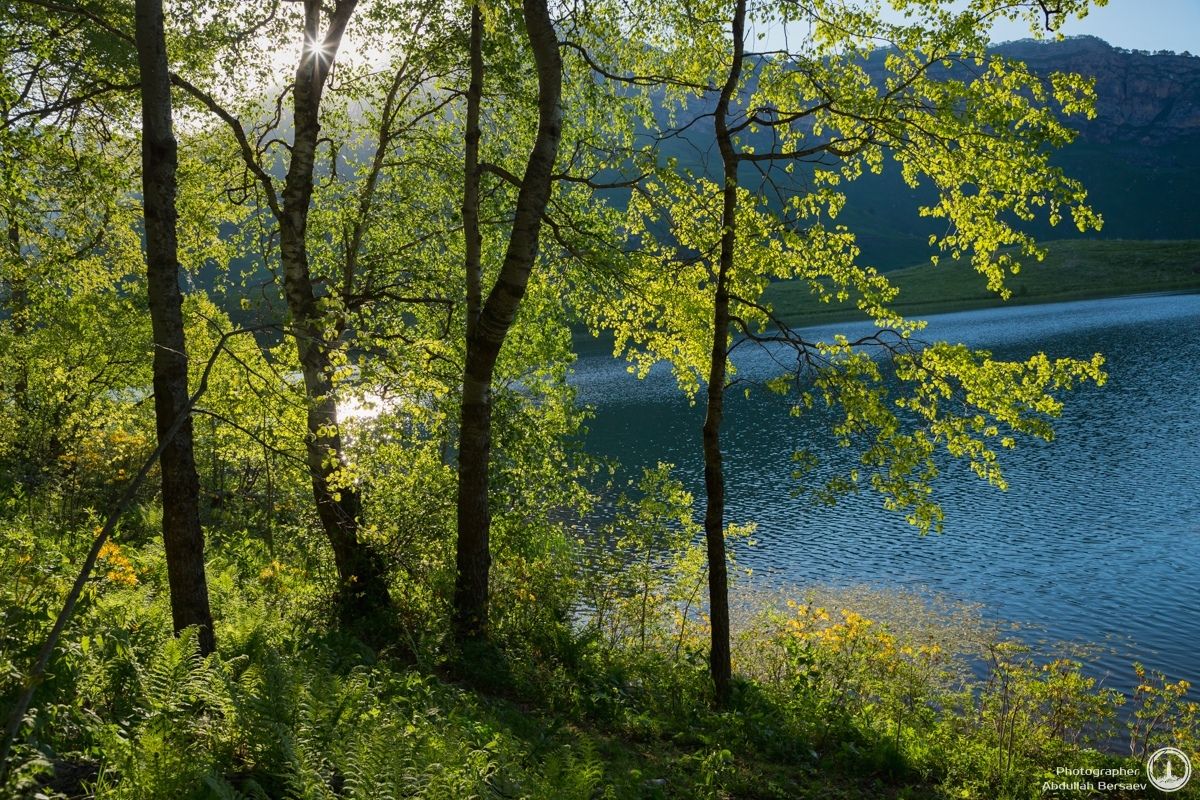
653;38;1200;270
999;36;1200;146
204;37;1200;328
763;239;1200;325
844;38;1200;267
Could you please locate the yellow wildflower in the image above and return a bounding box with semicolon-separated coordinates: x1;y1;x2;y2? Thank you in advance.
98;541;138;586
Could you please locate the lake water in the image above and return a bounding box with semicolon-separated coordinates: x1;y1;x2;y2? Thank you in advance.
573;292;1200;686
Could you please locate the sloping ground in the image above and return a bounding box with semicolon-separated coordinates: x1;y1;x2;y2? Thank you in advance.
764;239;1200;326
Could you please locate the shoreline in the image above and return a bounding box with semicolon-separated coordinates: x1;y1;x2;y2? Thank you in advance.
777;285;1200;331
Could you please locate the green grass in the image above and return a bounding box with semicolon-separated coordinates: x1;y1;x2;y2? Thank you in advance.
763;239;1200;326
6;491;1195;798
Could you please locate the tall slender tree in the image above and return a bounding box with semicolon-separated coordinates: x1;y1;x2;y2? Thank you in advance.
276;0;394;622
452;0;564;641
581;0;1108;704
184;0;467;627
697;0;749;705
163;0;455;624
134;0;215;654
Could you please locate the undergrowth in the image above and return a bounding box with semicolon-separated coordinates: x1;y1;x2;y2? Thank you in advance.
2;471;1198;800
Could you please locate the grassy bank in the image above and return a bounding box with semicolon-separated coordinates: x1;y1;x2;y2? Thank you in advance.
763;239;1200;326
5;506;1198;799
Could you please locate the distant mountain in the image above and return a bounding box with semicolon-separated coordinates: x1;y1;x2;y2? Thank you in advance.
656;36;1200;269
975;38;1200;271
204;36;1200;324
997;36;1200;146
937;38;1200;267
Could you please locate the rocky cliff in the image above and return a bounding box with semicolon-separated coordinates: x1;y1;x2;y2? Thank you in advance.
998;36;1200;146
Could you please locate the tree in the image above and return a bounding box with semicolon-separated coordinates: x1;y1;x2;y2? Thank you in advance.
179;0;482;629
266;0;394;622
156;0;461;625
452;0;564;641
581;0;1108;704
447;0;668;643
134;0;215;654
0;0;217;650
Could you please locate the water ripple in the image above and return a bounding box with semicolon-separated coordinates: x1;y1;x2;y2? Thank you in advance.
575;292;1200;686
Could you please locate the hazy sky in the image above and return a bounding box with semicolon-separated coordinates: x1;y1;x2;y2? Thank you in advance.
976;0;1200;53
753;2;1200;60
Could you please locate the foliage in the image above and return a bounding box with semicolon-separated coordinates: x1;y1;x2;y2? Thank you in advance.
0;0;1179;798
763;239;1200;325
1129;663;1199;763
1;475;1194;799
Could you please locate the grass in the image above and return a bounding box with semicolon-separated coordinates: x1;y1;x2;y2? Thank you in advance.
6;478;1198;798
763;239;1200;326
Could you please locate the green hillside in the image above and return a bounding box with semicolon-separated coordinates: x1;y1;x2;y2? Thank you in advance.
650;38;1200;270
763;239;1200;326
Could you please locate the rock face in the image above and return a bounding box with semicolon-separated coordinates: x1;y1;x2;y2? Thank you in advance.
996;36;1200;146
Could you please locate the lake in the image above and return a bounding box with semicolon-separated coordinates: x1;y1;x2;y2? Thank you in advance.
572;292;1200;686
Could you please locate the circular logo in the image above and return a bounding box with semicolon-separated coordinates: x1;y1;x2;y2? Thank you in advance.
1147;747;1192;793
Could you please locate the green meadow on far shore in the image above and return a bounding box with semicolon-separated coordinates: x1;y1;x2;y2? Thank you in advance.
764;239;1200;327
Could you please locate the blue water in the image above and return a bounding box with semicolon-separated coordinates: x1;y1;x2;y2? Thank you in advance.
573;292;1200;686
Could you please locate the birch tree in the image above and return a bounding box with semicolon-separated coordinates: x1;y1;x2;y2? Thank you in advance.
134;0;215;654
581;0;1109;704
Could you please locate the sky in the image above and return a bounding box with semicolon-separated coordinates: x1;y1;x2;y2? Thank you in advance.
971;0;1200;53
752;1;1200;61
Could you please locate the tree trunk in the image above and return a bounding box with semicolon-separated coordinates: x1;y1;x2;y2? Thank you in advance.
134;0;215;655
454;2;487;640
6;221;34;488
453;0;563;641
702;0;749;707
463;2;483;340
278;0;392;624
7;222;27;417
702;293;732;706
6;222;25;338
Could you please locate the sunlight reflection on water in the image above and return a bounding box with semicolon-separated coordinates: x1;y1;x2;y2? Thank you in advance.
574;292;1200;686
